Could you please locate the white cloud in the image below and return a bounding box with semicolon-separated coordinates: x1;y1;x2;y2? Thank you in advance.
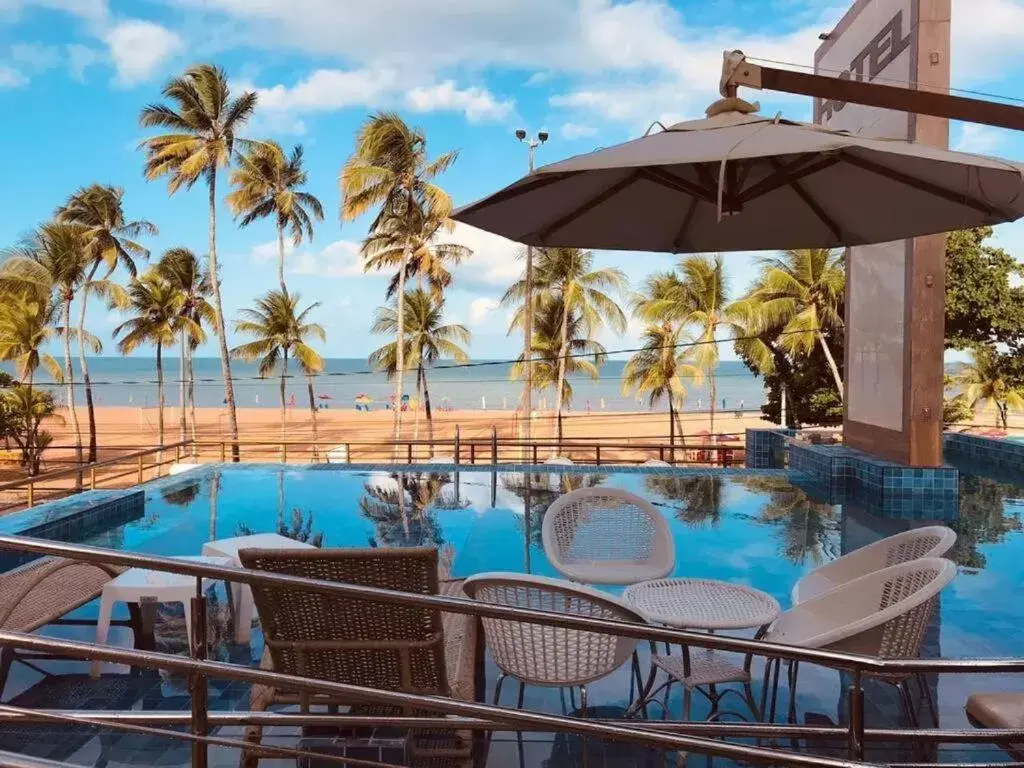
953;123;1008;156
952;0;1024;84
251;68;398;113
251;238;365;278
443;222;525;288
468;297;500;325
103;20;183;86
0;64;26;88
0;0;108;22
405;80;513;122
560;121;598;140
9;42;60;69
66;43;102;82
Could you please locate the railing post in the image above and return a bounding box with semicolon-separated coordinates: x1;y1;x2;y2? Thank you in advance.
470;444;475;464
90;466;96;490
407;443;413;464
532;444;538;464
219;442;226;462
659;446;665;462
137;455;144;484
847;670;865;761
190;580;209;768
491;426;498;464
175;444;182;463
595;445;601;466
282;443;288;464
454;425;460;465
26;481;33;508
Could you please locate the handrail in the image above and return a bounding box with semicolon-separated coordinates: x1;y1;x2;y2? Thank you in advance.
0;534;1021;675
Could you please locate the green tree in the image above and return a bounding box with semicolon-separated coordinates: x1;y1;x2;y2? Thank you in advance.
945;227;1024;352
340;112;458;448
56;184;155;462
644;474;724;527
231;290;326;459
369;288;470;450
114;271;180;453
227;141;324;294
140;63;258;461
156;248;214;447
621;323;702;453
956;346;1024;429
2;385;59;476
505;248;626;445
0;290;62;387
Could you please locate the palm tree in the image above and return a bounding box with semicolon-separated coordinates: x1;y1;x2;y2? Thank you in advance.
739;475;839;565
362;202;470;300
645;474;725;527
139;63;258;461
227;142;324;294
156;248;214;448
0;290;62;387
622;324;703;456
744;248;845;398
56;184;156;461
2;385;59;476
369;288;470;450
340;112;458;448
114;271;180;455
638;254;740;440
231;290;325;460
956;346;1024;429
505;248;626;446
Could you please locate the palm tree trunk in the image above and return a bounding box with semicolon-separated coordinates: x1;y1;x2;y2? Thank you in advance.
156;341;165;461
709;369;717;447
781;384;788;427
63;297;83;489
208;470;219;541
422;364;434;453
554;303;569;454
392;243;410;458
668;398;676;464
188;343;198;457
277;222;287;295
412;365;422;443
818;334;844;400
280;350;288;462
306;375;319;461
78;265;99;463
207;173;240;461
178;328;187;444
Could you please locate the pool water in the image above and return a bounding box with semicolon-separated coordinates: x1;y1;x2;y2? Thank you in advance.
4;463;1024;767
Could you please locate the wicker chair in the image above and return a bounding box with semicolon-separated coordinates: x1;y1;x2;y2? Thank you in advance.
542;487;674;585
544;456;574;466
236;547;477;768
764;557;957;725
462;572;648;714
791;526;957;604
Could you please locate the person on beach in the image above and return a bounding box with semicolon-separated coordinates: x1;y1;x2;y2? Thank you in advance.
481;395;486;410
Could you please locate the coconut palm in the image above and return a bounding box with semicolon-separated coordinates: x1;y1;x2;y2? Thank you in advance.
505;248;626;446
362;201;470;300
645;474;724;528
114;271;180;455
743;248;845;398
369;288;470;449
2;385;59;475
56;185;151;461
231;290;325;460
227;142;324;294
0;291;62;387
139;63;258;461
956;346;1024;429
340;112;458;447
622;324;703;455
156;248;215;447
739;475;840;565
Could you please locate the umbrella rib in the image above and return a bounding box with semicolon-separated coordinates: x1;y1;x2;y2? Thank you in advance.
671;196;701;253
739;155;841;204
768;158;842;243
639;167;717;203
454;172;579;215
531;170;643;243
840;153;1004;218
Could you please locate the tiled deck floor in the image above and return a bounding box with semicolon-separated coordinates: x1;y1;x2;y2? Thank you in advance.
0;589;1015;768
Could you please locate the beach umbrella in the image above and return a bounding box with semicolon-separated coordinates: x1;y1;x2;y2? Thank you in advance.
318;393;334;400
355;394;373;405
453;100;1024;252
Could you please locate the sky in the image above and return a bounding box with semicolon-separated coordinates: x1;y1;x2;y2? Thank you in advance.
1;0;1023;364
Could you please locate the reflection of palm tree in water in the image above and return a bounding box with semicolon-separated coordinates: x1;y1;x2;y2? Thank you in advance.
359;472;464;547
737;475;839;565
645;474;725;528
948;475;1024;571
500;471;607;548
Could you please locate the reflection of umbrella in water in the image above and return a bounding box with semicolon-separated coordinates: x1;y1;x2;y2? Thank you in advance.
453;97;1024;251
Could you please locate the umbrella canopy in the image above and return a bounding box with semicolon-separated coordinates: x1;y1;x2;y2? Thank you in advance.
453;104;1024;252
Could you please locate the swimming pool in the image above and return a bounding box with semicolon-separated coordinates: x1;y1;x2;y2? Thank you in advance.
3;462;1024;766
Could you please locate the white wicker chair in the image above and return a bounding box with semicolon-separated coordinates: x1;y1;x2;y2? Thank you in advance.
544;456;574;466
791;526;957;605
765;557;957;725
462;572;648;715
542;487;674;585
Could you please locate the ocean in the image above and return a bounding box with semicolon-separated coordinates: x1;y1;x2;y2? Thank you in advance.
10;357;768;412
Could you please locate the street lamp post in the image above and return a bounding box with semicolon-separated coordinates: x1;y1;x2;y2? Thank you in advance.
515;129;547;452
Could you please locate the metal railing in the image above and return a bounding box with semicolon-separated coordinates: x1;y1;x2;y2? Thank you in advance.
0;534;1021;768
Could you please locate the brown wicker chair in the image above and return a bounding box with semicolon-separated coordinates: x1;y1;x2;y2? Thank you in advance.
0;557;128;695
236;547;477;768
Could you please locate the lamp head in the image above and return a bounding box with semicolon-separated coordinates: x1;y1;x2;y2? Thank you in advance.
537;131;549;143
515;128;527;141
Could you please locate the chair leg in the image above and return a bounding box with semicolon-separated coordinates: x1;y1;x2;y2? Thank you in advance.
515;681;526;768
787;661;801;724
767;658;782;724
916;673;940;727
492;673;507;707
683;685;692;721
579;685;588;717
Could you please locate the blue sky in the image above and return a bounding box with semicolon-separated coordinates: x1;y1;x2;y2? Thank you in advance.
1;0;1023;363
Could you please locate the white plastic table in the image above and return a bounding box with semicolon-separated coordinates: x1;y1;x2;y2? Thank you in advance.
623;578;781;720
91;555;237;678
201;533;316;642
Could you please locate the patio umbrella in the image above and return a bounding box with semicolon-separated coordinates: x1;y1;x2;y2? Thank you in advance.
453;100;1024;252
317;393;333;400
